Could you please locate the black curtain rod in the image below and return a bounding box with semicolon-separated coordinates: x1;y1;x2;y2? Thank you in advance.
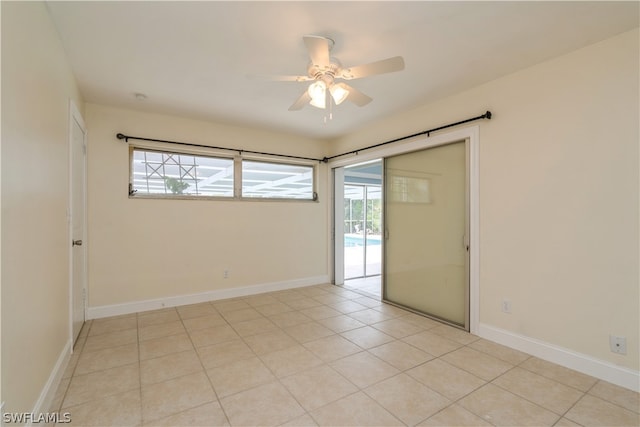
323;110;492;162
116;110;492;164
116;133;324;163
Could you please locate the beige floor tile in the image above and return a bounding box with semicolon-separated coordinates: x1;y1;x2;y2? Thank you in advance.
206;356;276;397
459;383;559;426
65;389;141;426
553;417;583;426
366;373;450;425
243;330;298;355
89;315;137;336
260;345;323;378
419;404;492;426
137;309;180;328
212;299;251;313
63;363;140;408
83;328;138;352
312;293;347;305
341;325;395;349
400;313;441;329
303;334;362;362
373;304;410;318
244;294;279;307
140;349;203;385
255;301;294;316
429;324;479;345
49;377;71;412
221;307;263;324
267;310;313;328
139;332;194;360
588;380;640;413
197;339;255;369
138;320;185;342
188;324;239;347
310;391;403;426
369;340;434;371
317;314;366;333
281;364;358;411
141;371;216;423
493;367;584;415
565;394;639;426
520;357;598;392
441;346;513;381
74;343;138;375
349;308;395;325
297;286;329;297
62;351;81;380
300;305;343;320
231;317;278;337
220;381;305;426
402;330;463;357
176;302;218;320
284;297;324;310
371;317;425;339
280;413;318;426
272;290;306;303
468;338;531;365
143;401;229;426
330;351;399;388
407;359;485;401
353;296;383;308
284;321;335;343
328;299;369;314
181;313;227;332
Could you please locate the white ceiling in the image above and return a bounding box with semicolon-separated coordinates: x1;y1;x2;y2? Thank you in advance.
47;1;638;140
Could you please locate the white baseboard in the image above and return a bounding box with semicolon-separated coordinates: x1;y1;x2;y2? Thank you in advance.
478;323;639;392
28;340;72;425
87;275;330;319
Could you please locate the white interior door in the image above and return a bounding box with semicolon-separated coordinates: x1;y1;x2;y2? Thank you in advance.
70;102;87;344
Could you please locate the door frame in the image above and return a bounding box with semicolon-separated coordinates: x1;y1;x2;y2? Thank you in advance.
68;99;87;348
329;125;479;334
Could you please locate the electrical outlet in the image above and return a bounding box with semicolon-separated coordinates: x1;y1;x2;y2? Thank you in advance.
609;335;627;354
501;299;511;314
224;269;229;279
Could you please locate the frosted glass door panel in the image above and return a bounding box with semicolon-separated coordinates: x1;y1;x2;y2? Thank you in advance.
384;141;468;327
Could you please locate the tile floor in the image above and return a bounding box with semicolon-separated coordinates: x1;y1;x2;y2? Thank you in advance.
52;284;639;426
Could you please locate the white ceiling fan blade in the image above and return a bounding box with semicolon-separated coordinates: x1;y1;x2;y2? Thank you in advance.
340;56;405;80
342;84;373;107
303;35;331;67
248;74;312;82
288;90;312;111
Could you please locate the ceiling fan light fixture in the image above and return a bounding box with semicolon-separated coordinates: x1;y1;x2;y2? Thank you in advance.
308;81;327;109
330;83;349;105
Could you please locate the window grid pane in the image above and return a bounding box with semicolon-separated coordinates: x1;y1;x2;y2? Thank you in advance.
132;148;234;197
242;160;314;199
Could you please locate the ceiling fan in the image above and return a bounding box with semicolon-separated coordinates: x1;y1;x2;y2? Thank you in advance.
262;35;405;112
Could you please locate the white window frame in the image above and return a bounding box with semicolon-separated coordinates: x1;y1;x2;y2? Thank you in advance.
129;145;318;202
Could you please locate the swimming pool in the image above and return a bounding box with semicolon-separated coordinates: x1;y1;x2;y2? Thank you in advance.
344;234;382;247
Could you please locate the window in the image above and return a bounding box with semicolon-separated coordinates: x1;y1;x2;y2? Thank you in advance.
131;148;234;197
242;160;315;200
130;147;316;201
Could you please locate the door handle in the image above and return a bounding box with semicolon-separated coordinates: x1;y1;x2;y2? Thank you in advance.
72;239;83;247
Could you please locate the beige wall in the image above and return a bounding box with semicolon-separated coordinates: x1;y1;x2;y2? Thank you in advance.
330;29;639;371
85;104;328;308
1;1;84;413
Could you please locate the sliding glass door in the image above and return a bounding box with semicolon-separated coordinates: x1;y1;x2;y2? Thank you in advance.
383;140;469;329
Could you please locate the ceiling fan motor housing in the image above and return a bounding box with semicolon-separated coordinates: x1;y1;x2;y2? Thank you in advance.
308;58;342;84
